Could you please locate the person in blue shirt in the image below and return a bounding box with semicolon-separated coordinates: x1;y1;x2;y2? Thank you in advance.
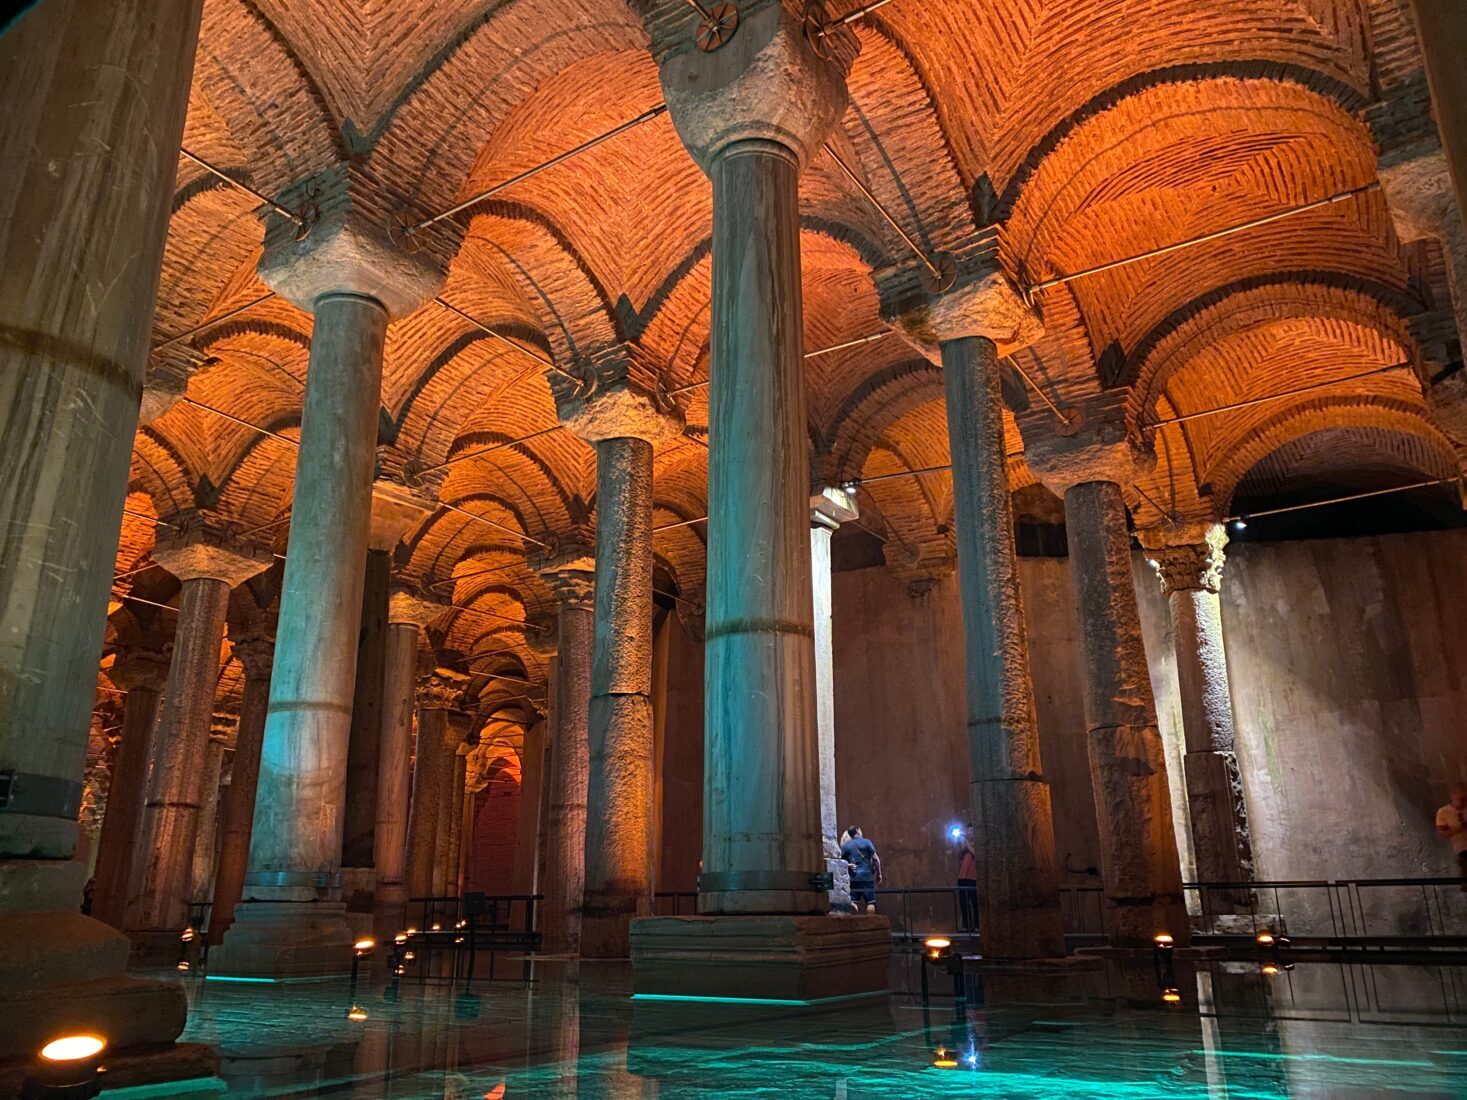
840;825;882;913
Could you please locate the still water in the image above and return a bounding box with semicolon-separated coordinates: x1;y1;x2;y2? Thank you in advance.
172;955;1467;1098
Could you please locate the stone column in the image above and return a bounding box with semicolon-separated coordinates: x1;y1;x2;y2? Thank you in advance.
211;172;448;976
341;548;391;888
126;518;271;954
512;717;547;894
810;487;858;913
435;736;471;898
1141;524;1255;904
373;589;443;934
188;730;229;906
533;556;595;954
630;3;890;998
924;275;1065;959
0;0;201;1054
405;671;469;901
551;359;684;957
1026;423;1188;947
91;650;170;928
209;631;274;943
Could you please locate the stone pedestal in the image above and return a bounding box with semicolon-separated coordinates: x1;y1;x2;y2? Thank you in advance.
630;915;891;1003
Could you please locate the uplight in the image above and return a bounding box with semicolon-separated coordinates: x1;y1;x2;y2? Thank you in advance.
933;1058;958;1069
354;938;376;954
40;1036;105;1063
347;1006;368;1022
1162;988;1182;1004
1153;933;1174;947
1256;932;1275;946
924;937;952;950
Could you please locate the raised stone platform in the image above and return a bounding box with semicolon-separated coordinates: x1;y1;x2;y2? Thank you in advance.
208;902;353;978
629;914;891;1003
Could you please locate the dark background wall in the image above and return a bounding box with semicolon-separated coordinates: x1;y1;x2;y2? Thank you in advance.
648;528;1467;919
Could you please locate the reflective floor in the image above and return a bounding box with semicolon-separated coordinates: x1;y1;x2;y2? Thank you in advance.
164;955;1467;1098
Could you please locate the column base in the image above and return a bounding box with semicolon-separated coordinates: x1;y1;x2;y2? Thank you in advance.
825;858;851;912
580;909;635;960
372;882;407;941
0;1042;221;1099
0;861;187;1061
209;902;354;978
339;867;377;914
629;914;891;1003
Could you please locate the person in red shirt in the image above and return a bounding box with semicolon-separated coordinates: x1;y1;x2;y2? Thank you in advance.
956;824;978;932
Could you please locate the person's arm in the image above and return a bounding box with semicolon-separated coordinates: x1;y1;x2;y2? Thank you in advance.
872;850;883;883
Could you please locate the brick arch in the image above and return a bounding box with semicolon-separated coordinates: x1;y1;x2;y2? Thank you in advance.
1204;396;1455;508
1234;425;1461;505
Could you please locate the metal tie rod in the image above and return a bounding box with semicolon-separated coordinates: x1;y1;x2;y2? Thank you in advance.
180;148;307;227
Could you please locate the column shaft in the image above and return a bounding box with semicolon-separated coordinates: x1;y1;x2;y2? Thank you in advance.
434;750;467;898
512;718;547;894
127;575;231;938
809;520;851;911
91;682;162;927
942;336;1064;958
1063;481;1187;944
244;293;387;899
702;141;823;915
209;656;271;942
542;600;592;953
188;738;227;905
0;0;200;1052
582;436;656;955
343;548;391;871
1170;586;1254;892
405;708;449;901
373;622;419;929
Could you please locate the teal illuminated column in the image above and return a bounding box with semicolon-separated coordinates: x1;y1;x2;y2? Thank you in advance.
0;0;201;1057
926;274;1065;959
214;195;447;975
1026;420;1189;947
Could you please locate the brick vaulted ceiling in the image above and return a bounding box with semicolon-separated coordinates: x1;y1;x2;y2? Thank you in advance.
109;0;1466;716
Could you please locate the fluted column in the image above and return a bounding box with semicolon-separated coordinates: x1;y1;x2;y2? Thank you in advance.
92;649;170;928
209;631;274;943
0;0;201;1055
1026;425;1188;946
405;671;469;901
534;562;595;954
127;518;271;952
373;589;444;934
810;488;858;912
1141;525;1255;904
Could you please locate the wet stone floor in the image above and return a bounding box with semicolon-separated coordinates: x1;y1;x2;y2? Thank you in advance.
163;955;1467;1098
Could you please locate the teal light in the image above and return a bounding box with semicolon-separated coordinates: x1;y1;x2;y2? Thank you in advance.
631;990;886;1007
203;974;279;984
1192;1049;1433;1069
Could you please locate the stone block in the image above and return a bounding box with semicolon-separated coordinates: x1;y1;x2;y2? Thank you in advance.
629;913;891;1002
208;902;354;978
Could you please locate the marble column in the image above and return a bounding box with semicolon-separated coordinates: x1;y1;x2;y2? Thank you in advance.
209;630;274;942
534;561;595;954
435;737;471;898
1141;524;1255;905
0;0;201;1056
810;488;858;913
91;650;169;928
405;671;469;902
188;731;229;906
341;548;391;884
512;718;547;894
924;277;1065;959
1026;426;1188;946
211;172;447;975
373;590;443;934
127;520;270;953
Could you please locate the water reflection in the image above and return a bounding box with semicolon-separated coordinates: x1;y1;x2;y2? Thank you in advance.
169;955;1467;1097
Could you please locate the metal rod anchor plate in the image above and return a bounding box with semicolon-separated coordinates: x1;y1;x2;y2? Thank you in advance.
696;2;738;50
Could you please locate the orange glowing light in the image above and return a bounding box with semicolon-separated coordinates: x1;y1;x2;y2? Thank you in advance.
40;1036;106;1062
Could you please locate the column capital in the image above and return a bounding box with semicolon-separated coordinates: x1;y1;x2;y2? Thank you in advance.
108;647;171;693
1139;523;1229;597
810;484;859;530
1021;408;1155;497
369;480;434;552
540;568;596;611
151;509;275;587
415;669;471;712
549;343;686;445
528;529;596;605
884;259;1045;354
387;583;449;629
655;0;856;173
882;541;956;598
523;614;559;657
674;585;706;642
229;631;276;681
258;163;452;320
